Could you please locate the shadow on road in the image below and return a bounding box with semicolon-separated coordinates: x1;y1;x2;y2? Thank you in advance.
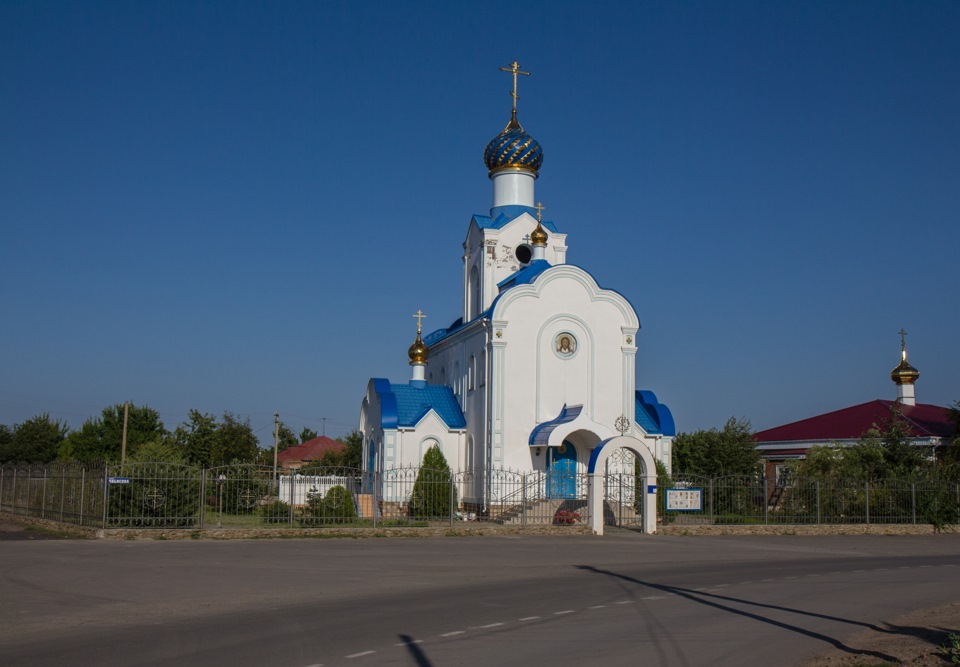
397;634;433;666
575;564;908;663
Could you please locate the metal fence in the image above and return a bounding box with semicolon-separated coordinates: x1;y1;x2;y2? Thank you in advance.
660;474;960;527
3;463;957;531
0;463;595;530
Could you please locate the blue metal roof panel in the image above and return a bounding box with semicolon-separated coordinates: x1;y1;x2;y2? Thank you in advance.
390;383;467;429
634;390;676;436
529;405;583;446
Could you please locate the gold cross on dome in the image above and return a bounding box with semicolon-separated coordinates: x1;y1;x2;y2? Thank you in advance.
413;310;427;335
499;60;530;113
899;328;908;357
534;201;545;222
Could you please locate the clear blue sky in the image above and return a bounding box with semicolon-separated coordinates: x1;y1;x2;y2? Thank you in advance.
2;1;957;444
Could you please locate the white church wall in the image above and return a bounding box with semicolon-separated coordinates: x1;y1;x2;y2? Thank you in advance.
491;266;640;474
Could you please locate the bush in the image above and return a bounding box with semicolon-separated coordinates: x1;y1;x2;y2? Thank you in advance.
299;485;358;526
409;446;456;519
261;499;291;524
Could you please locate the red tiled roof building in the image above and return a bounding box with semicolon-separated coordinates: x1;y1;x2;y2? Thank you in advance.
755;335;956;477
277;436;346;470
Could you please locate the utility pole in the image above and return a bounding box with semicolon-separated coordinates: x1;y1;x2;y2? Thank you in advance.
120;401;130;465
322;417;326;437
273;412;280;493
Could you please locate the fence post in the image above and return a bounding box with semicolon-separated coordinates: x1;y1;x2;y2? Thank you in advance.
199;468;206;531
521;472;527;527
865;480;870;525
79;468;86;527
59;468;66;522
40;468;47;519
763;476;768;525
289;472;295;527
102;466;109;529
816;480;820;525
449;475;455;527
911;483;916;525
372;471;378;529
709;478;714;524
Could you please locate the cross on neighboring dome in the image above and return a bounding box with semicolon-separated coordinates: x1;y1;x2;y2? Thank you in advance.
899;328;908;358
499;60;530;113
534;201;545;223
413;309;427;335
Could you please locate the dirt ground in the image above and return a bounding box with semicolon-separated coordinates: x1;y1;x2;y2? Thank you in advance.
801;602;960;666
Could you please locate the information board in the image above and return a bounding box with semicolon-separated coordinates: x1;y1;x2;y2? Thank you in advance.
665;488;702;511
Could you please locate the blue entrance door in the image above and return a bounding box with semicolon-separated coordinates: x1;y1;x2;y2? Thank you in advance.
547;441;578;499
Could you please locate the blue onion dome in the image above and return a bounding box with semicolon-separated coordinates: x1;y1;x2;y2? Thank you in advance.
484;110;544;177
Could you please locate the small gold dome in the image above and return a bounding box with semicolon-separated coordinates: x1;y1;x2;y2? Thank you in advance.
408;332;428;365
531;222;548;246
891;357;919;385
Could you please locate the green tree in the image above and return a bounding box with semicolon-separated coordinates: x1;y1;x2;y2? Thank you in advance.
218;412;260;464
299;427;318;442
276;421;298;452
173;411;259;467
60;404;166;463
673;417;759;476
0;414;69;464
409;445;456;519
796;405;930;480
317;430;363;469
172;410;218;466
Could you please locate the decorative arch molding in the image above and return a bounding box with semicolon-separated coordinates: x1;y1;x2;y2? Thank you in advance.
587;435;658;536
491;264;640;329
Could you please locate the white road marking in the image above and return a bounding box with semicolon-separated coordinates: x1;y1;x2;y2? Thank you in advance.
554;610;575;615
478;623;504;629
518;616;540;621
394;640;422;646
713;584;729;587
345;651;375;659
615;600;633;605
694;587;708;591
440;631;465;637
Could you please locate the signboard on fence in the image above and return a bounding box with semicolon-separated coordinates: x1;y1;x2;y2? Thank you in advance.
666;487;702;511
108;477;130;484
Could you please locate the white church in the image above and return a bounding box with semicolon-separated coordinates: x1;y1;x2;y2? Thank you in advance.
359;62;675;533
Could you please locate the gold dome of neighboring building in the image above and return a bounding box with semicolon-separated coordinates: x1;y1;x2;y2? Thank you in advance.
891;329;919;385
408;332;428;365
530;222;548;246
891;357;919;385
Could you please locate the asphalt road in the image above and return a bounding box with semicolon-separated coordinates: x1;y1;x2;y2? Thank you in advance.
1;532;958;666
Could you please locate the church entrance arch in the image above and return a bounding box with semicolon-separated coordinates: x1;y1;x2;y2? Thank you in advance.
587;436;658;535
547;440;577;499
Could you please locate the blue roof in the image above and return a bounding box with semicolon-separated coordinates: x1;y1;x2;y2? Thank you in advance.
497;259;551;291
372;379;466;430
529;405;582;446
634;390;676;436
472;208;560;233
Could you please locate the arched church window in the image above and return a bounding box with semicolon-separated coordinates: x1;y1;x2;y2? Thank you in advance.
479;349;486;387
420;437;441;461
470;265;481;320
468;355;476;391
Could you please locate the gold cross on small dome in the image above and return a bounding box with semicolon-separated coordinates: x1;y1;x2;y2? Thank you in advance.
499;60;530;112
412;310;427;334
534;201;545;222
